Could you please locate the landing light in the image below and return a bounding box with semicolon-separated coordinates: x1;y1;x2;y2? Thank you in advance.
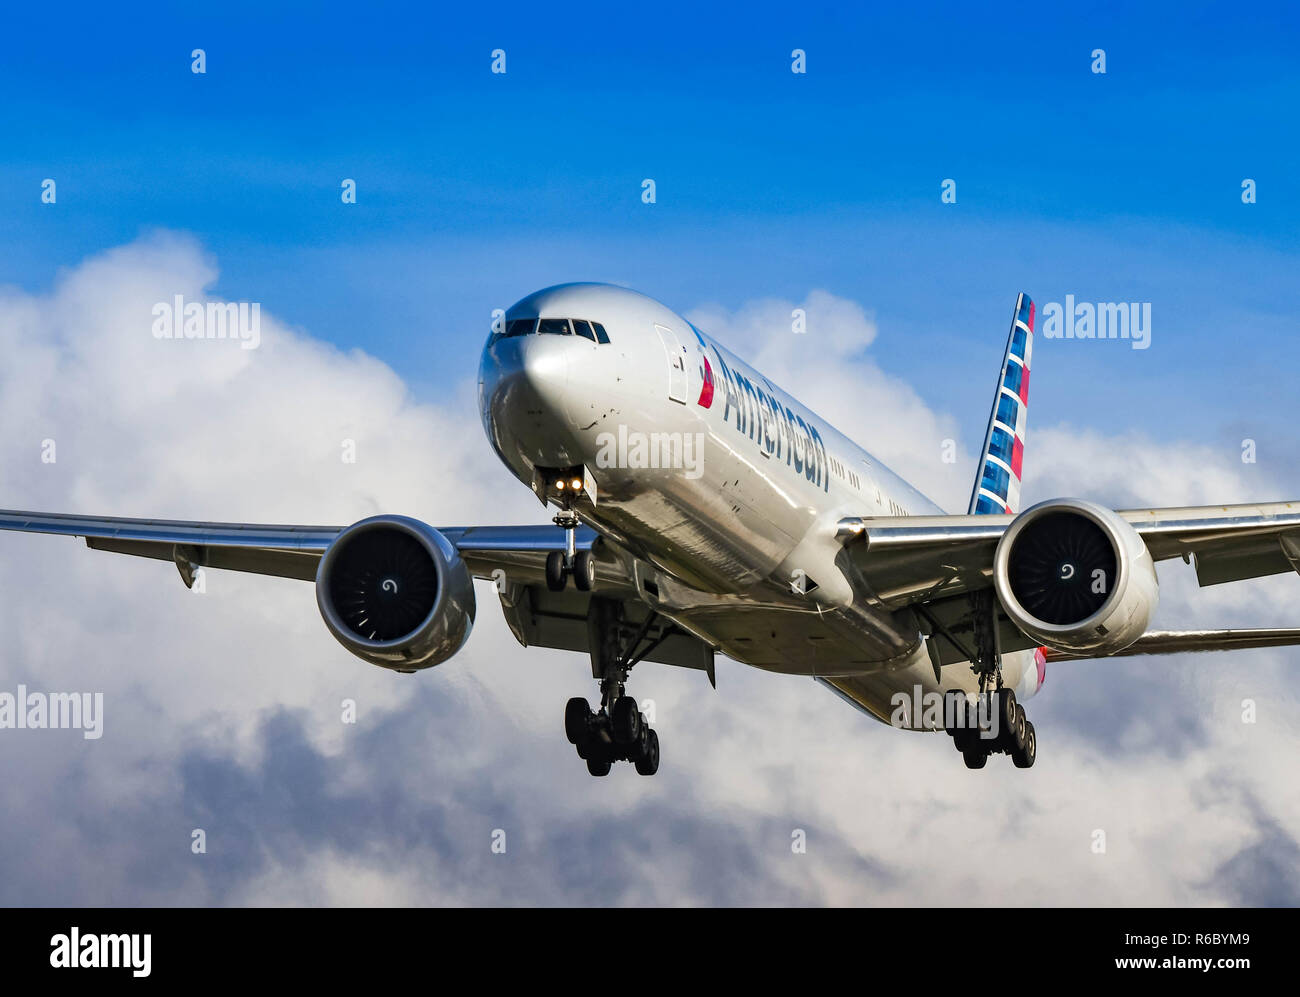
555;480;566;491
569;477;584;491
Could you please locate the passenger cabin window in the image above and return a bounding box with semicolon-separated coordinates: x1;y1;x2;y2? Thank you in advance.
537;318;571;335
572;319;597;342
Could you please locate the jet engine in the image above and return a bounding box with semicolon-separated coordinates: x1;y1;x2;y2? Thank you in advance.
993;498;1157;655
315;516;475;671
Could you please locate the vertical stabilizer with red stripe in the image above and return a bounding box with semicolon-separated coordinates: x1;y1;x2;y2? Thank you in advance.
968;293;1034;515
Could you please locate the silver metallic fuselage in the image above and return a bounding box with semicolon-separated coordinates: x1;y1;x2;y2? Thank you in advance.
479;283;1037;719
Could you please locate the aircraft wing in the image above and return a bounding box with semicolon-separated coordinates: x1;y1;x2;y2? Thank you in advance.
1043;628;1300;662
837;500;1300;610
837;500;1300;666
0;508;600;586
0;508;717;673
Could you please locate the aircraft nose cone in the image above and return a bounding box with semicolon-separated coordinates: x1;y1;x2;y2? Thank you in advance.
478;332;573;469
518;334;570;404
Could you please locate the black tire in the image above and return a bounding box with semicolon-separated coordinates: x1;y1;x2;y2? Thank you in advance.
997;688;1018;743
953;725;975;754
962;746;987;769
1013;721;1037;768
545;551;567;592
1014;704;1027;750
573;550;595;592
943;690;967;736
564;697;590;745
635;729;660;776
629;726;649;762
586;757;611;777
612;696;641;745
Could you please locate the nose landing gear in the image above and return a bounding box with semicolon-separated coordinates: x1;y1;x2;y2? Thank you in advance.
545;510;594;592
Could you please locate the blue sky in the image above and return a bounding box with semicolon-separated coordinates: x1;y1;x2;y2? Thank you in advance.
1;0;1297;469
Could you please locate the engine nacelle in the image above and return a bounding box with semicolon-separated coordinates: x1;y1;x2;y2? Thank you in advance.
316;516;476;671
993;498;1158;655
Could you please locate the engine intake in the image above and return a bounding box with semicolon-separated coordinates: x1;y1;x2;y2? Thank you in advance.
994;498;1157;655
316;516;475;670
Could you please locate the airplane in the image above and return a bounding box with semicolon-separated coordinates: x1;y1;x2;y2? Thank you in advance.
3;282;1300;773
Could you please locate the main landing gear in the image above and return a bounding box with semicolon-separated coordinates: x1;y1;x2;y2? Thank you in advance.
944;590;1037;770
944;687;1037;769
545;509;595;592
565;599;666;777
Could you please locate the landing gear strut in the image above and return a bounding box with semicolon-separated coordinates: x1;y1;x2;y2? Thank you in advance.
565;599;666;776
545;509;594;592
944;590;1037;769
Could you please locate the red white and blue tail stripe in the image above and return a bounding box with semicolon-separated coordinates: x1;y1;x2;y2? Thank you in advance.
968;294;1034;515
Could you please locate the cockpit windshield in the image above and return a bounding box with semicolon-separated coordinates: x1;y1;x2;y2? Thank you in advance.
495;318;611;344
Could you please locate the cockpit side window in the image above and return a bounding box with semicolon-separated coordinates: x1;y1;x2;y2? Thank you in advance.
572;319;597;342
537;318;571;336
504;318;536;338
592;322;610;344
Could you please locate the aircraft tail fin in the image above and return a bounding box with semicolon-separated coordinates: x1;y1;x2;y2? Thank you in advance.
967;293;1034;515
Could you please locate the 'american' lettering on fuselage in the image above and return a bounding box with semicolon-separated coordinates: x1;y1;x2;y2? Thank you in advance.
706;344;828;492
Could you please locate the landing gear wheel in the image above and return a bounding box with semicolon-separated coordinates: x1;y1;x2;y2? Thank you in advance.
564;697;590;744
962;746;988;769
586;757;611;777
1014;704;1027;750
545;551;567;592
997;688;1018;743
943;690;968;736
612;696;641;745
1013;720;1037;768
573;550;595;592
953;725;976;754
635;729;660;776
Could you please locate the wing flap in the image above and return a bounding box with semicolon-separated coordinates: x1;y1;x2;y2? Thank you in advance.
86;537;323;582
1194;535;1300;586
